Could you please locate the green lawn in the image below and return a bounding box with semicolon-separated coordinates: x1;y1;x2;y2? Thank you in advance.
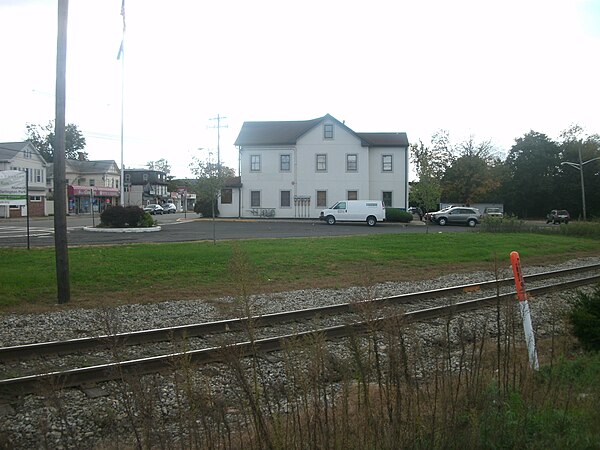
1;232;599;312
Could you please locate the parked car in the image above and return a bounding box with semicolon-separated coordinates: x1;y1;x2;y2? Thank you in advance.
546;209;570;224
424;206;453;222
431;207;482;227
162;203;177;214
483;207;503;218
143;204;164;215
319;200;385;226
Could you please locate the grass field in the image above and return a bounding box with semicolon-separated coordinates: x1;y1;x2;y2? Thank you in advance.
1;231;599;313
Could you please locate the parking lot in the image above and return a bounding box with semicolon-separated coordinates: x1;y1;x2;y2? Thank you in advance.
0;213;481;248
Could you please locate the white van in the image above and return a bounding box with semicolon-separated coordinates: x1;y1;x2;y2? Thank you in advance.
319;200;386;226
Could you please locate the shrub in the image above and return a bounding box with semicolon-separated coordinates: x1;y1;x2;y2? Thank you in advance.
194;198;219;217
556;220;600;240
100;205;153;228
385;208;412;223
569;285;600;351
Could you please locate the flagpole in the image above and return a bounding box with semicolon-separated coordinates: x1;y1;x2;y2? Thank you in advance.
119;48;125;205
119;0;126;206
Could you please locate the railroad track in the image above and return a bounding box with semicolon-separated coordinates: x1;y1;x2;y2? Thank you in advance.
1;264;599;400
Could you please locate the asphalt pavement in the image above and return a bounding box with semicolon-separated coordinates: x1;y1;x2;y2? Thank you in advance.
0;213;477;248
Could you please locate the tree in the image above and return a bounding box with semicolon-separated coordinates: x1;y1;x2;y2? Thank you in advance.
557;125;600;219
441;155;501;205
189;152;236;243
25;121;87;162
146;158;171;174
409;140;443;212
503;131;561;218
440;136;502;205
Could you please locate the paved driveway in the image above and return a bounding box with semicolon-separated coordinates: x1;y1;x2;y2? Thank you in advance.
0;214;475;248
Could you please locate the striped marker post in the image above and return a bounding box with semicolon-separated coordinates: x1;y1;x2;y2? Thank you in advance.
510;251;539;370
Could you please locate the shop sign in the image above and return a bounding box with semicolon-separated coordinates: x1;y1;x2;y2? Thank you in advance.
0;170;26;206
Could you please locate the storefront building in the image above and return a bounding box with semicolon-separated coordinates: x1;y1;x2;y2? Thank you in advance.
67;185;120;214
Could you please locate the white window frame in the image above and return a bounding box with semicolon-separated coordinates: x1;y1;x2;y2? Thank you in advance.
280;154;291;172
316;154;327;172
250;190;261;207
382;191;392;207
347;190;358;200
250;155;261;172
316;190;327;207
346;154;358;172
382;155;393;172
324;123;334;140
280;190;291;208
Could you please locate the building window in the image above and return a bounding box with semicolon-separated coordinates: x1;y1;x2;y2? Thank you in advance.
382;155;393;172
24;147;32;158
280;154;291;172
89;179;95;186
280;190;291;208
29;195;41;202
125;174;131;183
347;190;358;200
251;190;261;207
250;155;261;172
383;191;392;207
346;154;358;172
143;173;149;181
34;169;42;183
316;190;327;207
324;123;334;140
316;154;327;172
221;188;232;204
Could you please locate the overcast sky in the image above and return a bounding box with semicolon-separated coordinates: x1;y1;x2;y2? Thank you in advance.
1;0;599;180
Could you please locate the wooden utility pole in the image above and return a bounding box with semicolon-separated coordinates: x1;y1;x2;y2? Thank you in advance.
209;114;227;174
53;0;70;304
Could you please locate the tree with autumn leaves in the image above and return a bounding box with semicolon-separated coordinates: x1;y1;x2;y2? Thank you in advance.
410;126;600;218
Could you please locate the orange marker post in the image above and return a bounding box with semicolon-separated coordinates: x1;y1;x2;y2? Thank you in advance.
510;251;539;370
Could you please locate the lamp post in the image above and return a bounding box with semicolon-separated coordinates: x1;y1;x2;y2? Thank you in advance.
561;148;600;221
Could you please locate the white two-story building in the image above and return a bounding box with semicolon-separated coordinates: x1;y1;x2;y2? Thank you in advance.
220;114;409;219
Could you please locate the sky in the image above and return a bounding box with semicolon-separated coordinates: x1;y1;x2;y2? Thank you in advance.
1;0;599;180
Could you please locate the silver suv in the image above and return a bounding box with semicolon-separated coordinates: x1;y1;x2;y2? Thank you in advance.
431;207;482;227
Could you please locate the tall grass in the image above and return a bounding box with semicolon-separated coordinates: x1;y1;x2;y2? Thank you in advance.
6;251;600;449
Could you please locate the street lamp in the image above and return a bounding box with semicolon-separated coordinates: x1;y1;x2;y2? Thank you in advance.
561;148;600;221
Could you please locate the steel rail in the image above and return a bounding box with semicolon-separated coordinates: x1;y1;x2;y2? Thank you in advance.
1;273;598;400
1;263;599;362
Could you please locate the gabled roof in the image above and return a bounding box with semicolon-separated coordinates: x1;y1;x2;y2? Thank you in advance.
0;141;46;163
234;117;325;146
234;114;408;147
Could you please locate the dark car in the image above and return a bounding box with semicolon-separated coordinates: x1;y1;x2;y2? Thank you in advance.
546;209;570;224
431;207;482;227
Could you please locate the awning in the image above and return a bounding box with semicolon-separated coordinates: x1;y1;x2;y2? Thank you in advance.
68;185;120;197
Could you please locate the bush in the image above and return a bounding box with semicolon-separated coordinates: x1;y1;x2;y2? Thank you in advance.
100;205;154;228
569;285;600;351
194;198;219;217
385;208;413;223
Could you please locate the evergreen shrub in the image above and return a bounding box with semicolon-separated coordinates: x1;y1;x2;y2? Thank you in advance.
100;205;153;228
194;198;219;217
569;286;600;351
385;208;413;223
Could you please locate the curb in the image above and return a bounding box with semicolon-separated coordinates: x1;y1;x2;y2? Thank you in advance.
83;226;161;233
